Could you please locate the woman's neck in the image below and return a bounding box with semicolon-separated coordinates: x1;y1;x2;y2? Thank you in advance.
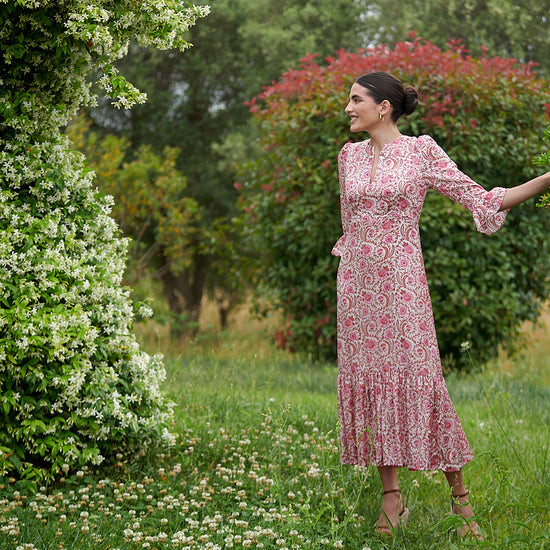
368;126;403;152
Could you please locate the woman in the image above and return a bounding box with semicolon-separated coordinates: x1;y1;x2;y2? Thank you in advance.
331;71;550;537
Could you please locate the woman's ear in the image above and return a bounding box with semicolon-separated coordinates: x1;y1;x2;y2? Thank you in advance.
380;99;392;117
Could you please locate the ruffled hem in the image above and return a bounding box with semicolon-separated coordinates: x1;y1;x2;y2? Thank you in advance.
473;186;508;235
338;455;472;472
337;369;473;471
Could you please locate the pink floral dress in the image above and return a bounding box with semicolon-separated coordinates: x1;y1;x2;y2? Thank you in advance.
332;135;508;471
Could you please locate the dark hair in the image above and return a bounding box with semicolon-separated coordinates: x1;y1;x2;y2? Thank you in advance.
355;72;418;122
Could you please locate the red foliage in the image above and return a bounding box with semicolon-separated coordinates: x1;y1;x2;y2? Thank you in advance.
250;35;549;128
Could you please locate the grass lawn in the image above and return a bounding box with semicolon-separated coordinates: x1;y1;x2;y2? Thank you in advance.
1;306;550;549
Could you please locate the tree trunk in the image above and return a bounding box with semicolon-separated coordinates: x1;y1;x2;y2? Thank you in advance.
161;253;209;339
218;301;229;330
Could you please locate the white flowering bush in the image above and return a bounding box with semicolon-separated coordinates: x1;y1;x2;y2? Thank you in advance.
0;0;209;481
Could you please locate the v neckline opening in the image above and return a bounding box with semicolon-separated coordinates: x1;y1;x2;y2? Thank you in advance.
365;135;408;184
366;134;407;153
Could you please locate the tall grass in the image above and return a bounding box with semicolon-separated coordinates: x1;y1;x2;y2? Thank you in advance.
1;303;550;549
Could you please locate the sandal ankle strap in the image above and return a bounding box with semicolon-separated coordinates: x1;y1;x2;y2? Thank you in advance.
383;488;401;495
452;490;469;499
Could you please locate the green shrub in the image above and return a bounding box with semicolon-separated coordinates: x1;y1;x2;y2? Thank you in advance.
237;38;550;368
536;125;550;208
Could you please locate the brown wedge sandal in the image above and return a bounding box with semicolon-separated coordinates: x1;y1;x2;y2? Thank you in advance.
375;488;409;536
451;490;483;540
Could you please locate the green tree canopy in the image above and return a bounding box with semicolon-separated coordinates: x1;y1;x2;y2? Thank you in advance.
237;39;550;369
87;0;369;328
363;1;550;76
0;0;207;482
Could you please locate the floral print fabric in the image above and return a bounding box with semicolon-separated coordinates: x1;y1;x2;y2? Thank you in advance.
332;135;508;471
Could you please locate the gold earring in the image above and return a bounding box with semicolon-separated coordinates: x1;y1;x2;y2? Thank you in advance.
379;112;384;121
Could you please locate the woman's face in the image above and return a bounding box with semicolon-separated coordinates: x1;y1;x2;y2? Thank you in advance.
344;82;383;133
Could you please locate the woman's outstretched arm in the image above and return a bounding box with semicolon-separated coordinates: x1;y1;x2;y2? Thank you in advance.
499;171;550;211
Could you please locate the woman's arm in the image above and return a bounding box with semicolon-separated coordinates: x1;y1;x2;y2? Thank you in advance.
499;171;550;211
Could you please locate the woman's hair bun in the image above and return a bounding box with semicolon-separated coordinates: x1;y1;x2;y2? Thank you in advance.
402;86;419;117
